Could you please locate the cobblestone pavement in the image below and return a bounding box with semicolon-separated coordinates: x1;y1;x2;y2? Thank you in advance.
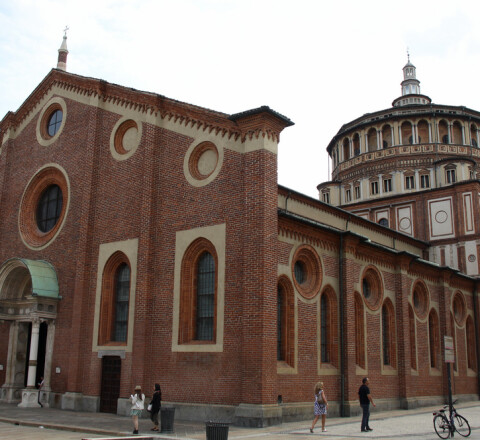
0;401;478;439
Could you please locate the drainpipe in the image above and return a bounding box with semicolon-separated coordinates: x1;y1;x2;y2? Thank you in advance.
473;283;480;399
339;231;345;416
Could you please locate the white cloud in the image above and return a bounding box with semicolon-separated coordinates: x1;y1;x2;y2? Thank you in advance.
1;0;480;197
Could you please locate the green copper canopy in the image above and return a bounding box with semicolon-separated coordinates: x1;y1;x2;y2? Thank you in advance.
20;259;60;298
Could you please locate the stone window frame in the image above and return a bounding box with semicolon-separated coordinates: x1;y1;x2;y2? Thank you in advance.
172;223;225;353
92;238;138;354
109;117;143;161
36;97;67;147
184;139;224;188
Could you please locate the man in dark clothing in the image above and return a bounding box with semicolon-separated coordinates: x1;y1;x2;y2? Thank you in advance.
358;377;375;432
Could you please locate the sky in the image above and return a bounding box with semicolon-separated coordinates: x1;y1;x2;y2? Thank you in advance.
1;0;480;198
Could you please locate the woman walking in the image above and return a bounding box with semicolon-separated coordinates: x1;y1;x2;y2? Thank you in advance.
310;381;328;433
130;385;145;434
149;383;162;431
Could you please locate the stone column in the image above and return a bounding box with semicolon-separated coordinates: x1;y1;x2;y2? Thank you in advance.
26;319;40;388
18;319;41;408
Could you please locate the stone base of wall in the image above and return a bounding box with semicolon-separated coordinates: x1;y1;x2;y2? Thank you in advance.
42;393;480;427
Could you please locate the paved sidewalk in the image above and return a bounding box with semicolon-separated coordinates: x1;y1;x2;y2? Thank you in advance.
0;400;479;439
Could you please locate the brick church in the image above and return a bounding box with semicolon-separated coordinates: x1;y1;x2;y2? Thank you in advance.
0;35;478;426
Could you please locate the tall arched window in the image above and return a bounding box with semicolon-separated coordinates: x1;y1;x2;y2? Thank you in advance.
343;138;350;161
355;292;365;368
417;120;429;143
367;128;377;151
321;294;329;363
99;252;131;345
277;276;295;366
179;238;218;344
382;125;392;148
429;309;440;369
382;299;396;367
409;306;417;370
113;263;130;342
319;287;338;367
196;252;215;340
466;316;477;371
401;122;413;145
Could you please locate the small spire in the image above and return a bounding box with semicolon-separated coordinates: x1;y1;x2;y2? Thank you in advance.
57;26;69;71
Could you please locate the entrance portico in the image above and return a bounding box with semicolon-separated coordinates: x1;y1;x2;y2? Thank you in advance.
0;258;60;407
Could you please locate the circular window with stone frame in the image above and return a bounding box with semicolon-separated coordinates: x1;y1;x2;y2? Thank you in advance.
19;165;70;249
36;98;67;146
361;266;384;311
291;245;322;299
110;117;142;161
411;280;429;320
184;140;223;187
452;291;467;327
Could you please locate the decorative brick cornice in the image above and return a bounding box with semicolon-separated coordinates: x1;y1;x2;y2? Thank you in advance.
0;70;293;143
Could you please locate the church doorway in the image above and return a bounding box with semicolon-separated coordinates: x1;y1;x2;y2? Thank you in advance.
99;355;121;413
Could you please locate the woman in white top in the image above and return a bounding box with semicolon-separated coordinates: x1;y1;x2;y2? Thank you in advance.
130;385;145;434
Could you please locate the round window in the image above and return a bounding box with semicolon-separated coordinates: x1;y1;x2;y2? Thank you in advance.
361;267;383;310
412;281;429;319
36;184;63;232
47;110;63;137
291;245;322;299
19;166;69;249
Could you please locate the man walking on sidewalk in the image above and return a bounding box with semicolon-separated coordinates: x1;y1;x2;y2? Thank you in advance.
359;377;375;432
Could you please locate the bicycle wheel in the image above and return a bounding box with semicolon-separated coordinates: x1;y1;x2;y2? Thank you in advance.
454;415;471;437
434;414;451;439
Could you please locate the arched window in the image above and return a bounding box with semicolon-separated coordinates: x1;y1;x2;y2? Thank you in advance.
382;125;392;148
418;120;429;143
355;292;365;368
452;121;463;144
343;138;350;161
470;124;478;147
321;294;329;363
319;287;338;367
179;238;218;343
429;309;440;369
382;299;396;367
401;122;413;145
113;263;130;341
353;133;361;156
438;120;449;144
98;252;131;345
409;306;417;370
196;252;215;340
466;316;477;371
277;276;295;366
367;128;377;151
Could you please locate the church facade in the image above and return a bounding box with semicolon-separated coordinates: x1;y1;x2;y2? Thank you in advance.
0;41;478;426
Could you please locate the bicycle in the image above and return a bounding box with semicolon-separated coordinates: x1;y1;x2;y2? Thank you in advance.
433;400;471;438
